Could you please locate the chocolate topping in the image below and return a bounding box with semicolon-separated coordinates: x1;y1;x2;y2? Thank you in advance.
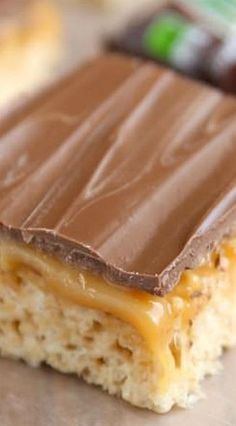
1;55;236;295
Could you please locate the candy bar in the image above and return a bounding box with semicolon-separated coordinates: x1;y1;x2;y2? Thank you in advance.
108;1;236;93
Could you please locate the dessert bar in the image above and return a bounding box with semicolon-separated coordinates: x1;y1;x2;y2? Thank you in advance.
0;0;61;107
0;55;236;412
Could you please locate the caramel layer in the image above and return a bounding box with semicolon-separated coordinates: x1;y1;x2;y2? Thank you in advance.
0;239;235;392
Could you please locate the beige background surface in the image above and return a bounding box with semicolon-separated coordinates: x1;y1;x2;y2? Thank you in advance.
0;348;236;426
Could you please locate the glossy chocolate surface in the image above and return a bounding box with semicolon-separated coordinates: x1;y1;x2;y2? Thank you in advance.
0;55;236;295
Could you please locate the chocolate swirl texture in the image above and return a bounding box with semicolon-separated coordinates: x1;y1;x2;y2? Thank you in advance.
0;55;236;295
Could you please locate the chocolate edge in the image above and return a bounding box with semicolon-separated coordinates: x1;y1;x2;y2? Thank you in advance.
1;206;236;297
